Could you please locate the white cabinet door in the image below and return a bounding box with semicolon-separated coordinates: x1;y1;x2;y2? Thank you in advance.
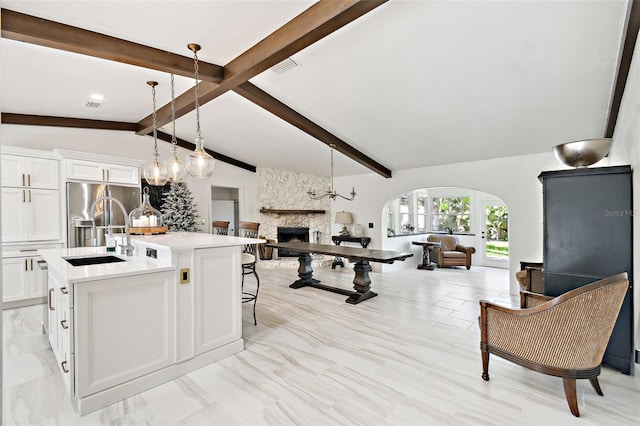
75;271;175;397
64;159;104;182
1;188;60;242
2;257;30;302
193;246;242;355
27;157;59;189
1;155;58;189
1;187;28;242
28;189;60;241
2;255;47;302
1;155;24;187
105;164;139;185
65;159;139;185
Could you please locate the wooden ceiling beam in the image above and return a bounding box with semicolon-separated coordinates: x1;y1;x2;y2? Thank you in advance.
606;0;640;137
1;113;256;172
136;0;388;134
155;131;256;173
1;113;137;131
0;8;224;83
234;82;391;178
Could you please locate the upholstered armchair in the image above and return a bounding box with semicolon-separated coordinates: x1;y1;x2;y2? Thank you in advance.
479;273;629;417
426;234;475;269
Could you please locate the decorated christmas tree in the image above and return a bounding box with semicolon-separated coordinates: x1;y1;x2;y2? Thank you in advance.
161;182;199;232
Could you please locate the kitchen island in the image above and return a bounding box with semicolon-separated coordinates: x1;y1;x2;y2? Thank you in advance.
39;232;263;415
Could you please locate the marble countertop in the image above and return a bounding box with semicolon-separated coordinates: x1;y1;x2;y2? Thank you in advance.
39;232;265;283
129;232;265;250
39;246;175;283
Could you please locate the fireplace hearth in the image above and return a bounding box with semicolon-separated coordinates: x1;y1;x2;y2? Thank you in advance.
277;227;309;257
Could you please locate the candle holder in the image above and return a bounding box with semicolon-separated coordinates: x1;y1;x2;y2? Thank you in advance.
129;187;168;235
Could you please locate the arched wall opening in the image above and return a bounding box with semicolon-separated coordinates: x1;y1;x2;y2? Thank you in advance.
381;186;509;272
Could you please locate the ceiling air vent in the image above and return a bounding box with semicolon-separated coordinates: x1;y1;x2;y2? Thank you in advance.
271;57;299;74
85;101;101;108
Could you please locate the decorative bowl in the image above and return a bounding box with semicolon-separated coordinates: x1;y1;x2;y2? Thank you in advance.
552;138;612;168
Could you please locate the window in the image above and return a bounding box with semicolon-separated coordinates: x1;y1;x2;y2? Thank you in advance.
399;194;414;233
431;196;471;232
416;196;427;233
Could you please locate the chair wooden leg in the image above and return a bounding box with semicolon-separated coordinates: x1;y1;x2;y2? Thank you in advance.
589;377;604;396
481;351;490;381
562;377;580;417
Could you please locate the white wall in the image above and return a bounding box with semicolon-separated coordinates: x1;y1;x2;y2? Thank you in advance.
0;125;258;232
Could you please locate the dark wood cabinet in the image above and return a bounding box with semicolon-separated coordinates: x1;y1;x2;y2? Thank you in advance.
539;165;634;374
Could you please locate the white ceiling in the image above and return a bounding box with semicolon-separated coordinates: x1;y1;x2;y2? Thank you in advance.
0;0;631;177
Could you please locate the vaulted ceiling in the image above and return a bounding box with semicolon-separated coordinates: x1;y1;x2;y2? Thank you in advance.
0;0;637;178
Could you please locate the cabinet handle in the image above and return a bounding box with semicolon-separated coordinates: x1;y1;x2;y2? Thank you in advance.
28;190;31;202
22;174;25;186
102;169;105;180
107;169;110;181
48;288;55;311
61;360;69;373
60;286;68;295
22;190;25;202
27;174;31;187
25;259;28;271
60;319;69;330
30;258;33;271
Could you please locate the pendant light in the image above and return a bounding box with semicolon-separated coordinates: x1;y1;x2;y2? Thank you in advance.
163;73;189;182
185;43;215;178
143;81;169;186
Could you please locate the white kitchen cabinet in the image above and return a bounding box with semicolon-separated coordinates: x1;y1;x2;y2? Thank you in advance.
2;254;46;303
64;159;139;185
1;187;60;242
193;246;242;355
74;271;175;397
1;154;58;189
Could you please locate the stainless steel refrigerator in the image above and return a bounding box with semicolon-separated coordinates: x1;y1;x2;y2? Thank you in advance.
66;182;140;248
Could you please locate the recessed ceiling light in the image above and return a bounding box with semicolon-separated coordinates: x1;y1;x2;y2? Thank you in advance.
90;93;104;101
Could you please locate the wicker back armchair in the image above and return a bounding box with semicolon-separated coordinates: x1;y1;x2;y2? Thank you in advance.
479;273;629;417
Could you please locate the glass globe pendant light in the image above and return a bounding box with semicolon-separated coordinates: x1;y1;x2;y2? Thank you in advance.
143;81;169;186
163;73;188;182
185;43;215;178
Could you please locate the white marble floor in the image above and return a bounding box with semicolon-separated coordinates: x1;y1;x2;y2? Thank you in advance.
3;265;640;425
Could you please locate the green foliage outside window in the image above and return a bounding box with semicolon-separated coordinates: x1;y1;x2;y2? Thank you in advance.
431;197;471;232
485;205;509;241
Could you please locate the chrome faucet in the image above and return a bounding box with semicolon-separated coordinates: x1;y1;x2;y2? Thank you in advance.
90;195;134;256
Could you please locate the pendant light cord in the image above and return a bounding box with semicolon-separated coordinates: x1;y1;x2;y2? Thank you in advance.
170;73;177;146
151;82;159;160
193;50;202;140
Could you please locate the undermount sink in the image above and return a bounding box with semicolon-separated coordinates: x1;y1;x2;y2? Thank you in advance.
64;255;126;267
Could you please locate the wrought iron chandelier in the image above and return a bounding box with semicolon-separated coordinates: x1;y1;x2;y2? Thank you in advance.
307;144;356;201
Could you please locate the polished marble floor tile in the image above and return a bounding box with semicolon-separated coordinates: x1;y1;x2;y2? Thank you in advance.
3;265;640;425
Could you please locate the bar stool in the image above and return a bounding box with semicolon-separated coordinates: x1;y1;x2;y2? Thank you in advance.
238;221;260;325
212;220;230;235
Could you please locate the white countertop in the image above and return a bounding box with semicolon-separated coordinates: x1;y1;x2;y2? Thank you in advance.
39;232;265;283
39;246;175;283
128;232;265;250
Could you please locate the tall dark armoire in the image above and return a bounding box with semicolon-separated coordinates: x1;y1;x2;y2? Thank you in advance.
539;165;634;374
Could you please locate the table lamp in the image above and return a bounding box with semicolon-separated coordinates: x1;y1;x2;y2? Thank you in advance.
335;211;353;236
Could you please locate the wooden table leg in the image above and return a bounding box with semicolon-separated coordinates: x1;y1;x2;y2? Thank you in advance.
290;253;320;288
417;245;434;270
346;260;377;304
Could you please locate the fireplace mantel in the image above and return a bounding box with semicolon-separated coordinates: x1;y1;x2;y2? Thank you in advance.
260;208;326;214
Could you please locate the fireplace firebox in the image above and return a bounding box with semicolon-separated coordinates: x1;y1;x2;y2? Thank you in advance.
277;227;309;257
